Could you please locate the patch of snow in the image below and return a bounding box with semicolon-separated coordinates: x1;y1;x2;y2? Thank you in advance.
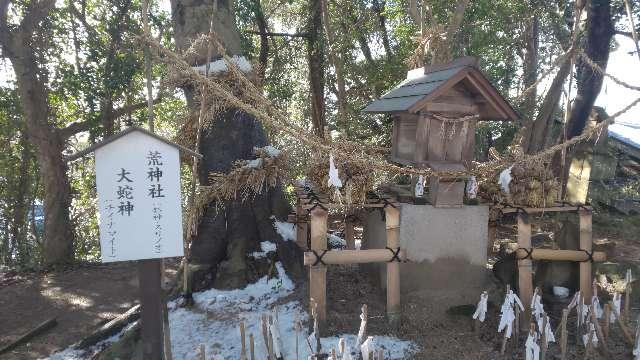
47;263;417;360
249;241;277;259
192;55;252;75
45;321;139;360
256;145;282;157
272;217;296;242
246;158;263;168
498;166;513;194
329;233;346;248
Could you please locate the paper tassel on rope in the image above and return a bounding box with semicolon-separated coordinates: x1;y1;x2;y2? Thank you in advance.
525;331;540;360
415;175;425;197
611;293;622;323
498;290;525;338
592;295;603;319
472;291;488;322
328;153;342;188
466;176;478;199
356;305;368;348
498;166;513;194
627;269;634;285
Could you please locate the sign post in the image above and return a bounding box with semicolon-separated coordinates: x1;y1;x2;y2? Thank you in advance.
67;127;201;359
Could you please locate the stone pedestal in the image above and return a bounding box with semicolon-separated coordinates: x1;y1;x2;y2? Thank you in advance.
363;204;491;305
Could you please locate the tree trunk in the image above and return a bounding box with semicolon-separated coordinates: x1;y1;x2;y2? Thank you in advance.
566;0;614;138
1;3;76;267
252;0;269;80
170;0;301;290
306;0;326;137
320;0;348;135
9;137;34;264
518;13;539;151
372;0;392;56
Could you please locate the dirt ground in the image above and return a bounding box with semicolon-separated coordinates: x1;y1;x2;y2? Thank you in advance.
0;212;638;359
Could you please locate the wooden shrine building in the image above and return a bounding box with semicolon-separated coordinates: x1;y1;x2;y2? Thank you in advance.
363;57;519;206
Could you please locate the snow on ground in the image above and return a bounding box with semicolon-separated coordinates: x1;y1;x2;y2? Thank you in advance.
273;217;296;242
249;241;277;259
45;262;416;359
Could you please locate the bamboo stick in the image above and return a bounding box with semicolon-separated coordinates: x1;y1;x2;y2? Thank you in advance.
303;249;407;266
517;213;533;329
199;344;205;360
500;285;510;355
541;314;548;359
590;304;610;357
385;206;401;325
262;315;271;360
603;304;611;341
240;322;247;360
377;348;384;360
560;309;568;360
514;248;606;262
309;207;328;325
625;269;632;320
609;301;634;344
250;334;255;360
579;210;593;304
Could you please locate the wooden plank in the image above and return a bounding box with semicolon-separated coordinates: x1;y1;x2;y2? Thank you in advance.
462;119;477;161
427;117;446;162
396;115;418;161
497;205;592;214
514;248;606;262
579;210;593;304
0;318;57;355
309;207;328;325
517;213;533;329
303;249;406;265
138;259;165;360
414;114;430;163
385;206;401;325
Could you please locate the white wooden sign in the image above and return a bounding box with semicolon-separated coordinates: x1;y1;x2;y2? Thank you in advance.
94;130;184;262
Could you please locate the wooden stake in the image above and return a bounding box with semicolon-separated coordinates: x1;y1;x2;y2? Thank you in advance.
294;314;300;360
331;348;337;360
603;304;611;341
249;334;255;360
138;259;166;360
625;269;632;320
517;213;533;329
590;304;610;357
385;205;401;325
240;322;247;360
261;315;271;360
579;210;593;304
560;309;568;360
377;348;384;360
199;344;206;360
500;285;510;355
309;207;328;326
609;301;634;344
541;314;548;359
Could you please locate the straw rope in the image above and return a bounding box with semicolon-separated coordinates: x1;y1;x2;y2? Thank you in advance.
137;33;640;205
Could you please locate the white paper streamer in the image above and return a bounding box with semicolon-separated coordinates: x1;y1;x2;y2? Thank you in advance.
633;315;640;360
270;319;283;358
415;175;425;197
328;153;342;188
592;295;603;319
498;290;525;338
472;291;488;322
466;176;478;199
498;166;513;194
611;293;622;323
525;332;540;360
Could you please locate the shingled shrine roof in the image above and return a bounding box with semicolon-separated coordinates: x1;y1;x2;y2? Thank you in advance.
362;57;519;121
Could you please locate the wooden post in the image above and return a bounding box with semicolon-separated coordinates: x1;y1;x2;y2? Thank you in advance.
345;215;355;250
625;269;632;320
590;304;609;357
579;210;593;304
199;344;205;360
296;201;308;249
240;322;247;360
541;314;548;359
560;309;568;360
385;206;401;325
603;304;610;340
309;207;328;325
249;334;255;360
138;259;165;360
517;213;533;329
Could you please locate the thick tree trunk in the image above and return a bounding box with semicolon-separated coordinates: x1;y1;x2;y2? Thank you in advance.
518;13;539;151
9;137;33;264
252;0;269;80
1;3;76;267
170;0;301;290
566;0;614;138
306;0;326;137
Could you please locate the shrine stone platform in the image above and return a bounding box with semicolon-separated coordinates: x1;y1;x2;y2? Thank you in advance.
363;204;491;306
